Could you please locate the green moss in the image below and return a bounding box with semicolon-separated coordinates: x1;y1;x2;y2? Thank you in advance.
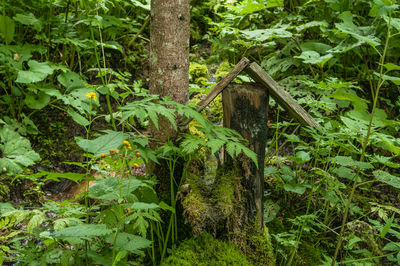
189;63;209;85
181;173;210;236
211;171;236;216
208;94;223;123
215;60;232;81
294;242;323;265
162;233;253;266
246;225;276;266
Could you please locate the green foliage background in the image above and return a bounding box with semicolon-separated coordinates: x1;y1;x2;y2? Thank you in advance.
0;0;400;265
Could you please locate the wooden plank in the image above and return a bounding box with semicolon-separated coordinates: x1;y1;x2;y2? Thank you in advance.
222;83;268;232
180;57;250;126
245;62;319;127
196;57;250;112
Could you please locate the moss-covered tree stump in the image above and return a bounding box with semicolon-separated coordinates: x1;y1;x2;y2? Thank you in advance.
181;83;274;265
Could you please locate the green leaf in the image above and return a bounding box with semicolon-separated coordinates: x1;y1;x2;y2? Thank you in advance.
374;170;400;189
330;156;373;169
54;224;112;239
16;60;54;83
24;91;50;110
131;0;150;10
130;202;159;210
266;0;284;8
300;41;332;54
379;135;400;155
369;0;398;17
376;73;400;85
54;218;83;231
57;71;85;91
67;108;90;127
382;242;400;251
295;51;333;67
88;177;145;200
241;26;292;42
295;151;311;163
27;211;46;234
0;126;40;174
380;214;394;238
75;131;124;156
37;171;86;183
283;183;307;194
0;15;15;44
383;63;400;72
264;199;280;223
105;232;151;253
13;13;42;31
335;11;381;47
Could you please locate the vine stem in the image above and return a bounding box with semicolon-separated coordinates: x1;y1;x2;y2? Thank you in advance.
331;15;391;266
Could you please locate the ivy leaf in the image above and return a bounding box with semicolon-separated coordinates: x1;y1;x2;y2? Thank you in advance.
16;60;54;83
0;126;40;174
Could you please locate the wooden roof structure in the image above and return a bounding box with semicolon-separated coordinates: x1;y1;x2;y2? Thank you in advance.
190;57;319;127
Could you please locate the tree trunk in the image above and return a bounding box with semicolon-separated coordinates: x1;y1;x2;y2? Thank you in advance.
149;0;189;124
149;0;190;197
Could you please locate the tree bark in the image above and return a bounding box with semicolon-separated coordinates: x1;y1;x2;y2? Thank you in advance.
149;0;189;137
149;0;190;197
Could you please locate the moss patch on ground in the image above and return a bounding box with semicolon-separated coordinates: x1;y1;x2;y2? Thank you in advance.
162;233;253;266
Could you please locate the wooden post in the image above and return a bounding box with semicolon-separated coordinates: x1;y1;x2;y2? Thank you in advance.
222;83;268;232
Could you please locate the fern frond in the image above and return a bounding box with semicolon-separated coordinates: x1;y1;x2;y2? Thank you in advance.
27;210;46;234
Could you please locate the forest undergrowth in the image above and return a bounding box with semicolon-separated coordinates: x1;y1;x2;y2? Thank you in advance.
0;0;400;265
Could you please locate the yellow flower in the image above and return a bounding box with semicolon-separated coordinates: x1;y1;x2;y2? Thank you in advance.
85;92;97;101
133;163;139;168
100;153;106;158
123;140;132;150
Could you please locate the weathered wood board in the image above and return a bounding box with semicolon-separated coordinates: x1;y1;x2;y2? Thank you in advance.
222;83;268;232
196;57;250;113
180;57;250;127
245;62;319;127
